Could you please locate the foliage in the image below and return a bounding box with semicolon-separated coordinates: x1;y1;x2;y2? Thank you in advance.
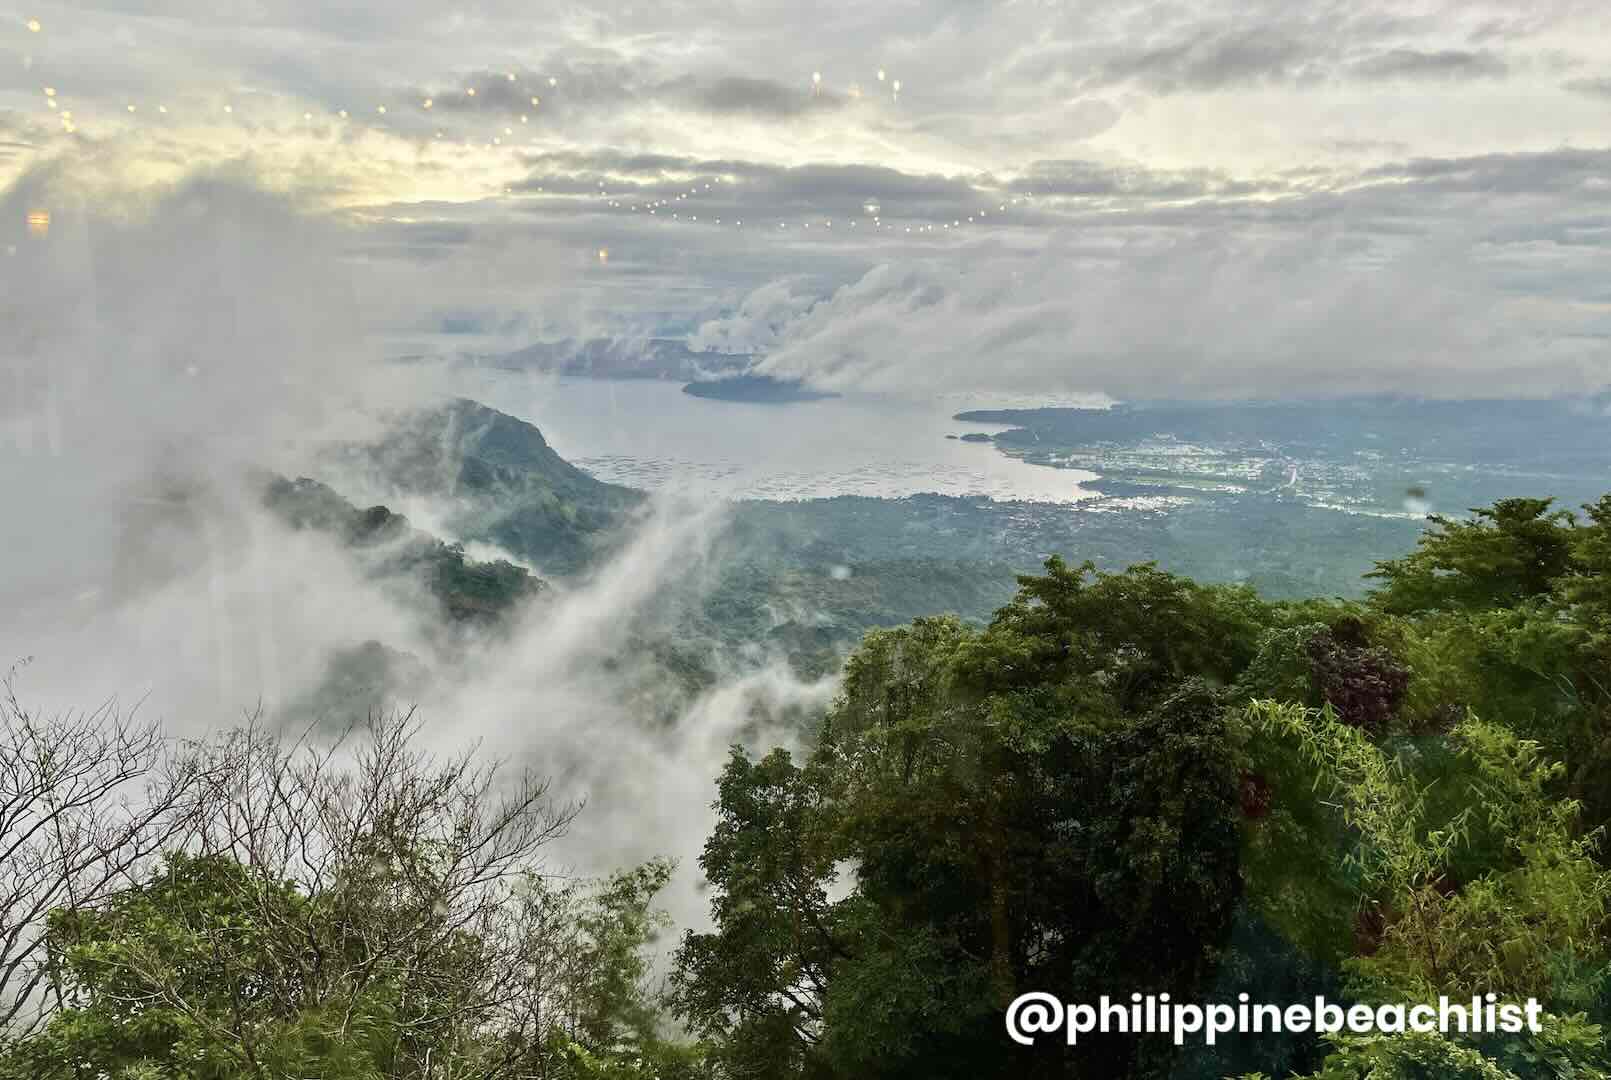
679;492;1611;1078
675;563;1259;1079
16;486;1611;1079
1245;700;1611;1078
1367;498;1576;615
0;712;702;1080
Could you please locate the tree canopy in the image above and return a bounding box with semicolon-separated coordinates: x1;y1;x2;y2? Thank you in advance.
11;494;1611;1078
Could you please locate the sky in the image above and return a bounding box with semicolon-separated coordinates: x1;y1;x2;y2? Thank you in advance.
3;0;1611;398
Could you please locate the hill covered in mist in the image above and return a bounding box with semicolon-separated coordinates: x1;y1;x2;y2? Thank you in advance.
285;396;1459;693
325;397;645;576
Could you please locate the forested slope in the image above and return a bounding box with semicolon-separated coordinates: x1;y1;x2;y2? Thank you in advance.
674;495;1611;1079
9;458;1611;1078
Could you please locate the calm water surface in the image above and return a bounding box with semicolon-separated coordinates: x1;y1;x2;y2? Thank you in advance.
446;372;1099;503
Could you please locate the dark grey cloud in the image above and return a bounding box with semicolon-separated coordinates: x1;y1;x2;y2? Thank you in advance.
510;154;991;222
1009;159;1292;201
1350;48;1508;81
417;64;639;115
342;140;1611;374
1360;148;1611;197
1094;28;1322;93
669;76;847;118
1465;10;1573;43
1564;76;1611;98
514;150;773;181
999;149;1611;250
409;64;840;124
1081;14;1518;95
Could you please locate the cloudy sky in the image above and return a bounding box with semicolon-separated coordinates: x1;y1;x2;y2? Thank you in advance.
4;0;1611;399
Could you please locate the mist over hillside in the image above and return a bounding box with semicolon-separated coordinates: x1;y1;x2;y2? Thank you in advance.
9;0;1611;1067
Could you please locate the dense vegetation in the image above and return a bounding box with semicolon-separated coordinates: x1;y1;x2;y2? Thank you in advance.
672;494;1611;1078
6;494;1611;1077
0;704;700;1080
264;474;543;626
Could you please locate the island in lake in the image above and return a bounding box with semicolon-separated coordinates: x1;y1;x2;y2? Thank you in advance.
682;373;839;403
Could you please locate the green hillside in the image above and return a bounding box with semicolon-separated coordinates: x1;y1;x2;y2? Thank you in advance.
335;398;645;575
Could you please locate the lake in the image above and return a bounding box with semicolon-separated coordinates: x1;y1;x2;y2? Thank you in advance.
443;372;1100;504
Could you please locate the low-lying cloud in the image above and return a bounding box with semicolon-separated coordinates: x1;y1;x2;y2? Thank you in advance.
712;217;1609;401
2;167;836;940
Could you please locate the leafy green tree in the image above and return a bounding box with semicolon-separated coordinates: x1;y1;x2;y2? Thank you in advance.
1563;495;1611;654
967;557;1267;718
7;852;395;1080
1368;499;1576;615
1245;700;1611;1079
670;746;847;1079
676;563;1256;1080
1;713;702;1080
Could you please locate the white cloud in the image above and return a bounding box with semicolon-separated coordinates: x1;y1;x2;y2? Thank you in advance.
735;211;1611;400
0;170;836;937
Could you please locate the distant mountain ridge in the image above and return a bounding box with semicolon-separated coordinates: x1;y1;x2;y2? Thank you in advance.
955;397;1611;468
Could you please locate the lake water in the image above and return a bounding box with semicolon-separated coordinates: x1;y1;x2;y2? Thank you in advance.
444;372;1100;503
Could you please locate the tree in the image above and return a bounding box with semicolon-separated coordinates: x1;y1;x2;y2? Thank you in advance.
1368;499;1576;615
675;564;1254;1080
1562;495;1611;653
3;709;697;1080
965;557;1266;718
671;747;845;1080
1244;700;1611;1080
0;664;202;1035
